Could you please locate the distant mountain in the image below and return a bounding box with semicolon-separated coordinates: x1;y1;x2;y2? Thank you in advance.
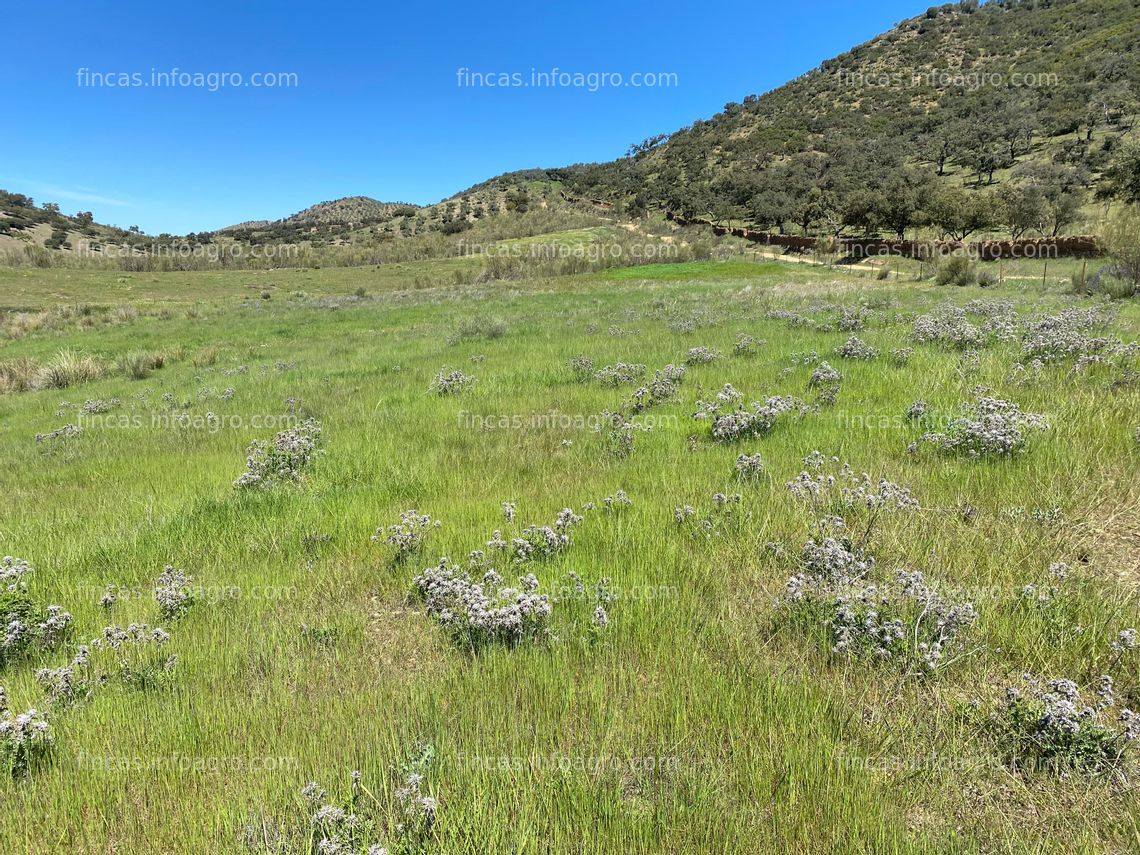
215;196;421;240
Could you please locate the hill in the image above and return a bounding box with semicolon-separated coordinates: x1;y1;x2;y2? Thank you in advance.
556;0;1140;237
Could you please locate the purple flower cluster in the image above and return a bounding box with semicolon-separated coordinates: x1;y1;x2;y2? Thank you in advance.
695;391;804;443
373;509;440;561
786;453;919;514
430;366;476;396
413;559;553;648
921;395;1048;458
232;417;322;489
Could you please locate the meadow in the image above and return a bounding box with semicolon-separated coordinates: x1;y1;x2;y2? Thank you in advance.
1;253;1139;853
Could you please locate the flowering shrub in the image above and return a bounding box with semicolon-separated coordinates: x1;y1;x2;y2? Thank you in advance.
567;355;594;380
412;559;553;648
985;675;1139;773
694;391;804;443
674;492;749;539
0;688;52;775
776;530;977;675
921;396;1048;458
732;334;765;356
735;452;765;480
80;398;120;414
890;347;913;367
233;418;322;489
292;763;437;854
599;410;649;458
836;336;879;361
911;306;985;350
34;424;82;445
593;362;647;386
1021;307;1118;363
601;490;632;511
786;453;919;517
1;557;72;667
430;367;476;396
686;346;721;365
809;361;841;388
509;508;583;563
373;509;440;563
837;306;871;332
625;364;686;413
154;565;194;621
36;623;176;708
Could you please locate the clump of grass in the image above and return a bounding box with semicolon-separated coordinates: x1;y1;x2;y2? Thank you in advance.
934;255;976;287
0;357;42;394
38;349;105;389
119;349;166;380
110;305;139;323
191;345;219;368
446;314;507;345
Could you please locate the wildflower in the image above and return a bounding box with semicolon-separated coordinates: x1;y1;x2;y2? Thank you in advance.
430;367;475;395
836;336;879;360
685;346;721;365
413;559;553;647
154;566;194;620
233;418;322;489
735;452;764;479
373;510;440;561
733;334;764;356
592;362;647;386
1111;629;1137;652
890;347;913;366
0;699;53;772
1;556;32;593
921;395;1048;458
809;362;842;387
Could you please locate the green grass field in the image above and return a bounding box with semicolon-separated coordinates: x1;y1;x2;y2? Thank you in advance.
1;255;1139;853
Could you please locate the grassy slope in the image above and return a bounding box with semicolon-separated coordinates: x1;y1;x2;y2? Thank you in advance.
0;258;1138;853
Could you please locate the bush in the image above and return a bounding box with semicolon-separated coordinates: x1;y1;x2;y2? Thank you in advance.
934;255;976;287
1099;205;1140;296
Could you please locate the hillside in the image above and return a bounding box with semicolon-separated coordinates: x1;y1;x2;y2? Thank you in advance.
557;0;1140;236
0;190;139;259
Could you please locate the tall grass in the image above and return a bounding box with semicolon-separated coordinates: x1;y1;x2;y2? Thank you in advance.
0;259;1137;853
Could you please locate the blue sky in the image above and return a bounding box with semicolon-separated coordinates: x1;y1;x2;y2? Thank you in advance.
3;0;922;234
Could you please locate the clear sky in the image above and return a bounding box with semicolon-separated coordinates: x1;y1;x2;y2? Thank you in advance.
3;0;923;235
